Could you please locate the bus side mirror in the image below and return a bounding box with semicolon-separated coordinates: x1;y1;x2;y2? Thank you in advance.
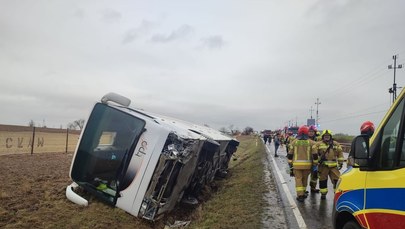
351;134;371;168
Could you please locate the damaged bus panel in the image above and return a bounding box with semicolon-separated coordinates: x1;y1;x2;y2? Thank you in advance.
66;92;239;220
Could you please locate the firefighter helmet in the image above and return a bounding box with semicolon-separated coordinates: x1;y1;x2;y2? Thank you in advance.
360;121;375;135
321;129;333;138
298;125;309;135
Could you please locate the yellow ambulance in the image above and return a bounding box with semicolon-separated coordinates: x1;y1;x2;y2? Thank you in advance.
333;88;405;229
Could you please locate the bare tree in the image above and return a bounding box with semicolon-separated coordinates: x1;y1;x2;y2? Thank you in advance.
243;126;254;135
28;120;35;127
228;124;240;136
73;119;85;130
228;124;234;133
233;129;241;136
67;119;85;130
219;127;228;134
67;123;76;130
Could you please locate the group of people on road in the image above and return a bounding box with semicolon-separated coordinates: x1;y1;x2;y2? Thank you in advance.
265;121;376;202
263;132;282;157
287;125;345;201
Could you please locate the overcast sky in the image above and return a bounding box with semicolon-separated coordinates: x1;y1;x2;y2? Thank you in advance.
1;0;405;135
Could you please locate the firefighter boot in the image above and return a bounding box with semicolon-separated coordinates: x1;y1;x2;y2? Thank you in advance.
296;195;305;202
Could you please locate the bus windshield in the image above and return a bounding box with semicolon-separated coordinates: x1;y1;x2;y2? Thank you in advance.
71;103;145;203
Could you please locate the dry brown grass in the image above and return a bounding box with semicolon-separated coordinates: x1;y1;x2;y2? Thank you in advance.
0;135;275;228
188;135;268;229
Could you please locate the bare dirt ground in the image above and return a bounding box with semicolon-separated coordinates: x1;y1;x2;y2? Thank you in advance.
0;152;164;229
0;137;287;229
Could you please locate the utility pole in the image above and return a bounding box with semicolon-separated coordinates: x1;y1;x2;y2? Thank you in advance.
315;98;321;128
388;55;403;104
310;106;314;119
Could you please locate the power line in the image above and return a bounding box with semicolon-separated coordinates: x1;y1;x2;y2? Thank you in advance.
301;53;405;128
320;102;389;124
388;54;403;104
337;102;389;117
315;98;321;127
322;110;387;123
314;59;394;126
309;106;314;119
323;66;388;100
322;51;405;101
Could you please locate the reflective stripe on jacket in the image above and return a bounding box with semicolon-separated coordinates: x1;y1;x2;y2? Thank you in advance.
289;139;316;170
312;140;343;167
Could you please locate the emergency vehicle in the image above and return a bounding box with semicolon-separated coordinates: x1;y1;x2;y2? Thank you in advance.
333;88;405;229
65;92;239;220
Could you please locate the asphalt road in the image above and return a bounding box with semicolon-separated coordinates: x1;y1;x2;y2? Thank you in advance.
265;141;348;229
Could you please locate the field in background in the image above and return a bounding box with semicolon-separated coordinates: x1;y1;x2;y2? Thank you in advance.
334;133;354;144
0;124;81;155
0;135;279;228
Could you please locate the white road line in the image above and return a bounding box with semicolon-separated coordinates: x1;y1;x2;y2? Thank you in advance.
266;145;307;229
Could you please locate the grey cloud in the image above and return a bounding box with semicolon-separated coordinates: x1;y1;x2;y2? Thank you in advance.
201;35;225;49
101;8;122;23
73;8;85;19
150;24;194;43
122;20;156;44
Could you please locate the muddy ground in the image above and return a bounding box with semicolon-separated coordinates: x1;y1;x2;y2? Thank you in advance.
0;152;165;228
0;146;286;228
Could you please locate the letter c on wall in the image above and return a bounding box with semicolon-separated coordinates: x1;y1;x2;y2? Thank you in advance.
6;138;12;148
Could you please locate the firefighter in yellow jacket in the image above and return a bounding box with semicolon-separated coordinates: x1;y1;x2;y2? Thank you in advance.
285;131;295;155
308;125;320;194
288;125;318;202
312;130;344;200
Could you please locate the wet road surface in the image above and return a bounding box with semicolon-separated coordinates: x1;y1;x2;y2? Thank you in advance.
265;141;348;229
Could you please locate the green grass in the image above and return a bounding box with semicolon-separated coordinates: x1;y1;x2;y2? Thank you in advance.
334;133;355;143
189;135;267;229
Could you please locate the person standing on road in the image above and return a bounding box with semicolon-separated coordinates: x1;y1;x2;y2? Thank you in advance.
268;133;272;144
287;125;317;202
263;134;268;144
284;131;294;155
308;125;320;194
274;132;281;157
313;130;344;200
347;121;375;167
360;121;375;137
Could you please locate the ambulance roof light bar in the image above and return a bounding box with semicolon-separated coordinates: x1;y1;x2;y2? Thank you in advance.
101;92;131;107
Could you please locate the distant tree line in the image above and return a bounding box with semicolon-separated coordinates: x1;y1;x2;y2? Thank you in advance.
67;119;85;130
27;119;85;130
219;124;255;136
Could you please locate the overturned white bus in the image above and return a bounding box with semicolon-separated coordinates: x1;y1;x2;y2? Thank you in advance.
66;92;239;220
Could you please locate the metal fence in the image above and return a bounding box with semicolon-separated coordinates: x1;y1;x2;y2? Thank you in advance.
0;124;81;155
